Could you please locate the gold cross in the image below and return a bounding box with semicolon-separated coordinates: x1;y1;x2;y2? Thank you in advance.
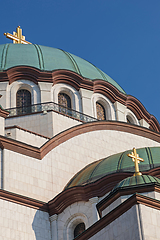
127;148;144;176
4;26;32;44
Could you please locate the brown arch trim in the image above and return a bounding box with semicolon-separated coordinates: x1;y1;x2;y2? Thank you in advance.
40;121;160;159
48;167;160;216
0;106;9;118
0;189;48;212
1;121;160;160
0;66;159;131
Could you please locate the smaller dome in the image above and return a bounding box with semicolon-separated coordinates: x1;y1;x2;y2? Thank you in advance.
65;147;160;189
112;175;160;192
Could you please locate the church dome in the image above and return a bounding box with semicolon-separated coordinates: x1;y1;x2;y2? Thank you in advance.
65;147;160;189
0;43;125;94
112;175;160;192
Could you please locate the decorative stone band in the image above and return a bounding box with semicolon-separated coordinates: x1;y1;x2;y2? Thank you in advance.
1;121;160;160
0;106;9;118
0;67;159;132
0;189;48;211
1;180;160;219
74;193;160;240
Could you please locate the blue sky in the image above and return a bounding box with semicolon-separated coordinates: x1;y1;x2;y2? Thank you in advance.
1;1;160;122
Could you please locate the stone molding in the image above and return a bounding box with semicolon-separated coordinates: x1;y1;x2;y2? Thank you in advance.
1;121;160;159
0;67;159;131
0;107;9;118
48;168;160;216
0;189;48;211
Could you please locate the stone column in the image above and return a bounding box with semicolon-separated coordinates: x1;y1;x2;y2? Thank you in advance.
79;88;94;117
0;105;9;136
114;101;126;122
38;82;53;103
89;197;99;224
50;214;58;240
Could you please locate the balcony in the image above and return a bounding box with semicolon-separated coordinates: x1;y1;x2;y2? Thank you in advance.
5;102;98;123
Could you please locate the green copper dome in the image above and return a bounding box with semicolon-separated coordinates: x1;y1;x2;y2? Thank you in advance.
65;147;160;189
0;44;125;94
112;175;160;192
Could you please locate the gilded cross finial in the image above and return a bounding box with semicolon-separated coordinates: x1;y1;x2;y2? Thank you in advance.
4;26;32;44
127;148;144;176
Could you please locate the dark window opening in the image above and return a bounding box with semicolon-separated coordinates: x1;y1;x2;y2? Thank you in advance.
96;102;106;120
74;222;85;238
16;89;31;114
126;115;133;124
58;92;72;115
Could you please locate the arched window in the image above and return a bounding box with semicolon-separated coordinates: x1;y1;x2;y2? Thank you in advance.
58;92;72;115
96;102;106;120
126;115;133;124
74;223;85;238
16;89;31;114
58;93;71;108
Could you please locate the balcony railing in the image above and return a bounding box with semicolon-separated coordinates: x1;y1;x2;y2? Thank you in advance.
6;102;98;123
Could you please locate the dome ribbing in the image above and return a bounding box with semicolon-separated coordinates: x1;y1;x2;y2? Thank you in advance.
0;44;125;94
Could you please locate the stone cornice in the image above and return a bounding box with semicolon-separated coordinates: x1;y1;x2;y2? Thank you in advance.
47;168;160;216
0;67;159;131
0;189;48;211
0;106;9;118
1;121;160;160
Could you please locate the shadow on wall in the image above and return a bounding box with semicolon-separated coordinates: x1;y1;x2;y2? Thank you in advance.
32;210;51;240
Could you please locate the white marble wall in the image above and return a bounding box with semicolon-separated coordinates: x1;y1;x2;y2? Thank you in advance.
0;198;51;240
0;117;4;136
4;149;53;202
5;127;48;147
3;130;160;202
89;205;141;240
140;204;160;240
0;148;2;189
5;111;81;138
52;111;82;136
5;112;54;138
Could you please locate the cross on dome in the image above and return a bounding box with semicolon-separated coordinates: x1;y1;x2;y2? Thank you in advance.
127;148;144;176
4;26;32;44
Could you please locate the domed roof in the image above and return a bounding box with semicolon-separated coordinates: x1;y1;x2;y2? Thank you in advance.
65;147;160;189
112;175;160;192
0;44;125;94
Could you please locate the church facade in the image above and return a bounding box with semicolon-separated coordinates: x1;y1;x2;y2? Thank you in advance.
0;40;160;239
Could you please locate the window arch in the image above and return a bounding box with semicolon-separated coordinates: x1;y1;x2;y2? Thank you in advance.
74;222;85;238
96;102;106;120
16;89;31;114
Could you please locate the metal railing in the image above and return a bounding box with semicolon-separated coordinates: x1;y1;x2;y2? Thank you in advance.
6;102;98;123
